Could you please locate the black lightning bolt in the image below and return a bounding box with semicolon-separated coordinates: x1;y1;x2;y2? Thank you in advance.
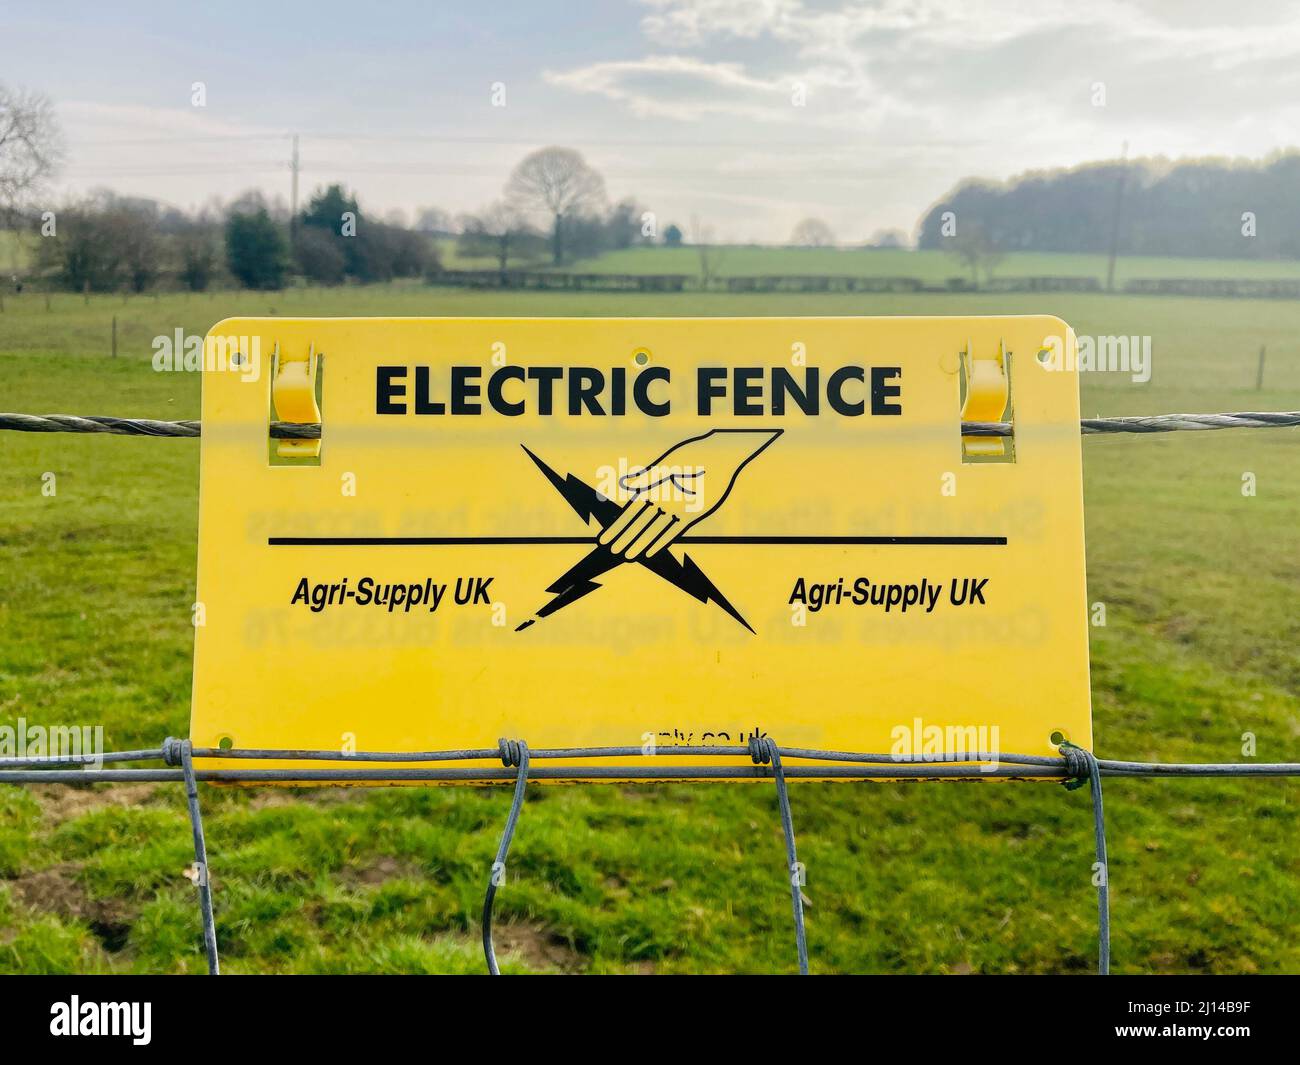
516;447;754;633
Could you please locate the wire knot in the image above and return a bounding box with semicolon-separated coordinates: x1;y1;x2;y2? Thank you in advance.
162;737;185;767
749;735;773;765
498;738;527;768
1060;741;1096;790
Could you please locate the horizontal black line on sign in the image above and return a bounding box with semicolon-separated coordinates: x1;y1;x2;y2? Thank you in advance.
267;535;1008;546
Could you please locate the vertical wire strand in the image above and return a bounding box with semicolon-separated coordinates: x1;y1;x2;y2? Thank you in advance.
179;740;220;975
1062;742;1110;974
482;739;530;975
1086;750;1111;975
753;737;808;974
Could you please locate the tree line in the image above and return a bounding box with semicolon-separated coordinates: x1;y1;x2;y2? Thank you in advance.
917;152;1300;260
10;78;1300;292
6;150;681;294
0;80;676;293
14;187;426;292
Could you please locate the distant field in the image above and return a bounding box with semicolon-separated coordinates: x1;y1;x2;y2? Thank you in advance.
560;245;1300;283
13;228;1300;286
0;231;31;276
1;283;1297;974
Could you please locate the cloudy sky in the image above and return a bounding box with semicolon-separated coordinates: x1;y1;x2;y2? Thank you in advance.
4;0;1300;243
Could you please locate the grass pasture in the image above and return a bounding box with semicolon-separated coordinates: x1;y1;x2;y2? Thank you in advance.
442;241;1300;284
0;278;1297;974
557;245;1300;284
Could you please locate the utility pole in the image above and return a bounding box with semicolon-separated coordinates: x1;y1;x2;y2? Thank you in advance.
289;134;300;252
1105;140;1129;293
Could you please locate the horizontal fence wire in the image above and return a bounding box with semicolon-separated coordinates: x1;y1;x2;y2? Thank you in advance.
1;740;1297;976
0;743;1294;780
1;743;1296;778
2;411;1300;439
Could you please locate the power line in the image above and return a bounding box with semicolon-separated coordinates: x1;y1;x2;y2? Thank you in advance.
72;131;998;151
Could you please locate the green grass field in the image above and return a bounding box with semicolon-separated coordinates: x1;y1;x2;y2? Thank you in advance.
558;245;1300;284
1;281;1297;974
444;240;1300;283
14;225;1300;283
0;231;31;278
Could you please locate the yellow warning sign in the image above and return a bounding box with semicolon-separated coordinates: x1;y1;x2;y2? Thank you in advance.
191;317;1091;780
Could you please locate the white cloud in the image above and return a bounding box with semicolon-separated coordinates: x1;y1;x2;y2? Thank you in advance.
530;0;1300;239
60;100;285;142
546;55;796;122
638;0;1088;52
636;0;1300;67
639;0;804;46
547;0;1300;151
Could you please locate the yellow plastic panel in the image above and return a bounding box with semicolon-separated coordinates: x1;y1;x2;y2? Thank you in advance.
191;317;1090;781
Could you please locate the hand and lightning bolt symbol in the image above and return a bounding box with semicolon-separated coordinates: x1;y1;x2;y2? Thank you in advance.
515;429;782;633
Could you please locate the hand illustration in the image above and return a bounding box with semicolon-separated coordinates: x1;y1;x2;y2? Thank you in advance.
597;429;782;559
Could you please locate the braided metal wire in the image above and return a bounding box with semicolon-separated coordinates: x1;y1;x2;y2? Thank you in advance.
3;411;1299;439
483;738;531;975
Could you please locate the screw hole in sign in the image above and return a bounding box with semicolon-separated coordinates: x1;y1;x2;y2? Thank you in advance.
1036;348;1052;366
1049;730;1067;746
218;736;234;752
633;349;650;366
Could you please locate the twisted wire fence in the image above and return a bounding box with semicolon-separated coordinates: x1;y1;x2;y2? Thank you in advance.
2;410;1300;439
1;739;1297;976
1;407;1297;975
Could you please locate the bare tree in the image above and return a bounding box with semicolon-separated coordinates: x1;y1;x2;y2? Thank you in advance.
505;147;605;265
948;223;1004;287
458;201;538;274
38;194;162;293
110;202;162;292
178;222;221;291
867;227;907;249
790;217;835;247
690;215;727;289
0;83;62;222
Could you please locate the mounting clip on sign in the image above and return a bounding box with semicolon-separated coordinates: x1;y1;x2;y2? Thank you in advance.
191;317;1091;781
